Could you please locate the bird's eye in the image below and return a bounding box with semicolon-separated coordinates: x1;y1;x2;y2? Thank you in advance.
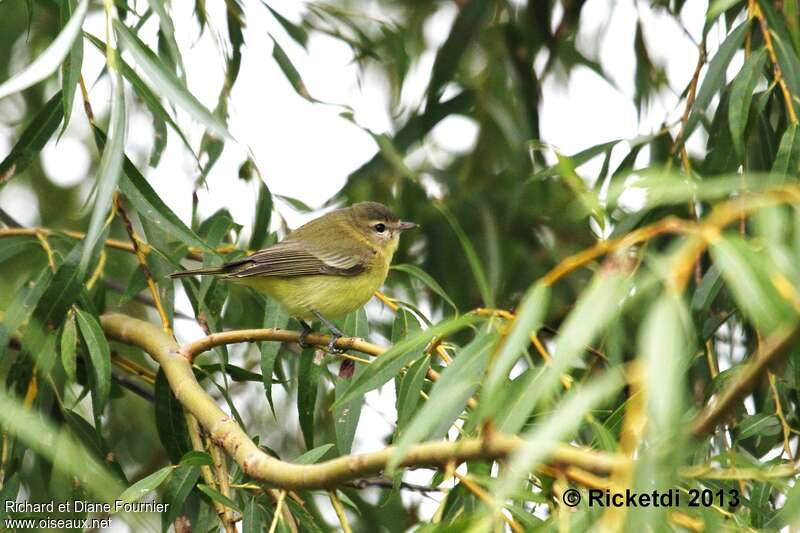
373;223;386;233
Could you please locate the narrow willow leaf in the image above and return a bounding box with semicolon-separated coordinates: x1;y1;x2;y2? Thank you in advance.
271;37;314;101
93;126;208;250
119;465;174;503
388;332;498;473
729;49;767;158
275;194;313;212
772;124;800;176
334;308;369;454
0;267;52;367
60;313;77;382
0;389;121;499
426;0;490;105
479;282;549;412
294;443;335;464
770;23;800;105
263;2;309;48
297;347;321;449
113;21;232;139
161;465;201;527
494;370;624;502
145;0;185;81
243;497;267;533
392;263;458;313
395;353;429;436
737;413;781;440
706;0;742;20
494;368;540;434
80;64;125;274
85;33;198;162
684;20;750;141
59;0;83;137
197;484;242;513
436;203;494;307
0;0;89;99
179;451;213;467
0;90;64;181
640;295;692;439
332;313;481;408
249;179;273;250
260;297;289;415
154;369;192;463
710;236;797;332
75;308;112;417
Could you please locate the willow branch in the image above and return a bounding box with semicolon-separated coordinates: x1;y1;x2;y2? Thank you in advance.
100;313;625;489
691;322;800;436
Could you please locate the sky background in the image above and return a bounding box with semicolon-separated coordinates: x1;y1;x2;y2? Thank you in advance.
0;0;724;527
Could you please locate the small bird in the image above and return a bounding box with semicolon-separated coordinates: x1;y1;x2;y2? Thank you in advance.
171;201;417;353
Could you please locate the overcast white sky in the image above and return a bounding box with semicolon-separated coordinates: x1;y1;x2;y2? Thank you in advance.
0;0;722;527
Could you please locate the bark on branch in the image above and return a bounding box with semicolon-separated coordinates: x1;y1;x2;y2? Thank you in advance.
100;313;625;489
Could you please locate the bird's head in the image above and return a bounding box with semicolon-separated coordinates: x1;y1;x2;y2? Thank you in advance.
348;201;417;254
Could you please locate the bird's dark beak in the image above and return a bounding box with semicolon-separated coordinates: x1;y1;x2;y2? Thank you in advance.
397;221;418;231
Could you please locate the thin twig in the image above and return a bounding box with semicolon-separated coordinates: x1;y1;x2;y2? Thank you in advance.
328;490;353;533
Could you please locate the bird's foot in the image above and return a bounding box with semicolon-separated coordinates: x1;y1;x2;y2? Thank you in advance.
298;320;313;349
326;332;344;354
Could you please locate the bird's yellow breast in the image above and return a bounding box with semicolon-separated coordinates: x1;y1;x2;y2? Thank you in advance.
232;259;390;321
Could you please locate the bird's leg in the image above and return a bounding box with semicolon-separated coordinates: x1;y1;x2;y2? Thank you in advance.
298;319;313;349
310;309;345;354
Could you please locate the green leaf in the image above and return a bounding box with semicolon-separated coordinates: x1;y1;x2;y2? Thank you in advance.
729;49;767;158
737;413;781;440
196;483;242;513
154;369;192;464
179;451;214;467
297;347;321;449
640;295;692;438
426;0;490;105
85;33;198;162
249;179;273;250
118;465;174;503
275;194;314;212
161;465;201;527
388;332;498;473
684;20;751;142
334;308;369;454
271;37;314;101
80;63;125;275
494;370;624;502
0;267;52;368
333;313;482;408
772;124;800;176
436;203;494;307
0;90;64;182
243;497;267;533
75;308;112;418
260;297;289;415
59;0;83;137
145;0;185;81
93;126;208;250
706;0;742;20
263;2;308;48
479;282;549;415
59;313;77;383
493;368;540;434
113;20;232;139
710;236;797;332
294;443;335;464
0;0;89;99
395;353;429;437
392;263;458;313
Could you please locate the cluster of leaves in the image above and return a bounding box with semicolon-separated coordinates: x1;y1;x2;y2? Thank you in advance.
2;0;800;531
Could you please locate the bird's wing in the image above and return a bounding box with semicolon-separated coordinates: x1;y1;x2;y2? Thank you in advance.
225;240;368;278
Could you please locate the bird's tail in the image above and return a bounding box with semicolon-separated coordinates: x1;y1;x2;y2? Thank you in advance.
169;266;227;278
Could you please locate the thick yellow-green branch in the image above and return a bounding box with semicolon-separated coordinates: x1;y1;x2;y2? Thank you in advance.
100;313;625;489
